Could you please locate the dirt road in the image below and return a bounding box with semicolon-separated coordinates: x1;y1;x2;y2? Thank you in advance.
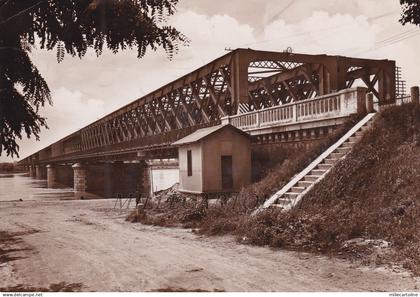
0;199;418;292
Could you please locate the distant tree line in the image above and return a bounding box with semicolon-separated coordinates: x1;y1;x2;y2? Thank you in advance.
0;162;20;172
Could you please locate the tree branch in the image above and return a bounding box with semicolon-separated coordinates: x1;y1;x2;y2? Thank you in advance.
0;0;47;26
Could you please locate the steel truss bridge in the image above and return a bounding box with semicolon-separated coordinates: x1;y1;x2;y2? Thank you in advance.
19;48;396;166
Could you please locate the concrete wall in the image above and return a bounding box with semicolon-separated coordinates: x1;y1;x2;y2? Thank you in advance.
249;123;348;181
178;142;203;193
201;128;251;192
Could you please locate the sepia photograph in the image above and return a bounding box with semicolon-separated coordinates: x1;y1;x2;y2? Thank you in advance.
0;0;419;295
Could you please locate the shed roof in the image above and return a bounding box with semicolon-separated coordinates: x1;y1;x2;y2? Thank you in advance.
172;124;250;146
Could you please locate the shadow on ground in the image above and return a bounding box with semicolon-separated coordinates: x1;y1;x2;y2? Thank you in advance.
0;282;83;292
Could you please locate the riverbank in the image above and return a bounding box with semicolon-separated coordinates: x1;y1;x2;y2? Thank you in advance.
0;199;418;292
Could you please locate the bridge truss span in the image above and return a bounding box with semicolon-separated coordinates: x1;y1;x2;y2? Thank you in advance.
20;48;396;166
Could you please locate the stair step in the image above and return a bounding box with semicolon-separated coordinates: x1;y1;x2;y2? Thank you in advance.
278;196;293;202
330;152;345;159
274;197;293;206
298;181;313;187
304;175;322;182
335;147;351;154
311;169;326;175
291;186;305;193
354;131;364;137
323;158;338;165
284;192;300;199
349;136;361;142
271;202;289;209
342;142;355;148
317;163;332;170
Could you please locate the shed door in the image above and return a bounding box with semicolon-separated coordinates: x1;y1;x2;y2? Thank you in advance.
221;155;233;190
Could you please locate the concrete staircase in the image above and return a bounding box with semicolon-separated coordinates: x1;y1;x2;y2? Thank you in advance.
258;113;376;212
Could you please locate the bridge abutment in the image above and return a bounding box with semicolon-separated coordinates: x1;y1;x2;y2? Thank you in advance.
250;125;344;181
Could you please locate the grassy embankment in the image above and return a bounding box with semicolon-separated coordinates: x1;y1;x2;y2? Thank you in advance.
128;104;420;274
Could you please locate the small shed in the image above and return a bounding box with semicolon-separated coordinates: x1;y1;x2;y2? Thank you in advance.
172;124;251;194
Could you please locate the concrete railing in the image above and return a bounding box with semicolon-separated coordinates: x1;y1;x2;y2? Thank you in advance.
378;86;419;111
222;87;369;130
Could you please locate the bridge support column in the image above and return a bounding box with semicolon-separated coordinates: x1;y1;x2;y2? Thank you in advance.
28;166;36;178
411;86;419;105
141;163;152;197
72;163;87;197
35;165;47;179
46;164;58;188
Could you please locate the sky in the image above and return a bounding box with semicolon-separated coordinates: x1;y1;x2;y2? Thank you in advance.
2;0;420;162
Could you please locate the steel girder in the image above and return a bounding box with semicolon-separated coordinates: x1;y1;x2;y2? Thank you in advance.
236;50;396;112
19;49;396;165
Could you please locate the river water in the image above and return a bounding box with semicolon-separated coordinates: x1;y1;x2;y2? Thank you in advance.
0;173;74;202
0;169;179;202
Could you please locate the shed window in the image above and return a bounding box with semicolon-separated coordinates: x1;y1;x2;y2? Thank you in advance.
187;150;192;176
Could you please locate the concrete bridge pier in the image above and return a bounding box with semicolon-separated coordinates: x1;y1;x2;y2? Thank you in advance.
35;165;47;179
72;163;89;199
47;164;58;188
28;166;36;178
140;162;152;197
